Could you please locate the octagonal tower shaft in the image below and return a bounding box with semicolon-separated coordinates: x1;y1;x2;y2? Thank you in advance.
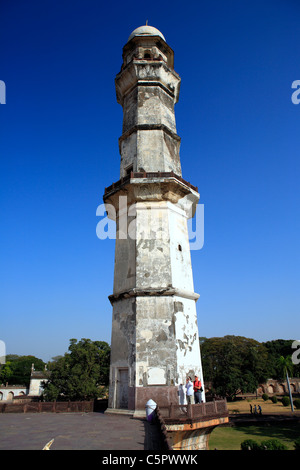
115;33;181;178
104;27;204;414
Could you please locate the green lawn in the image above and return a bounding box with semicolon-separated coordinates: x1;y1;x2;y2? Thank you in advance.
209;423;300;450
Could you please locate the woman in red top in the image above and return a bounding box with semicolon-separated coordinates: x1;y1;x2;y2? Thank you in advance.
193;375;202;404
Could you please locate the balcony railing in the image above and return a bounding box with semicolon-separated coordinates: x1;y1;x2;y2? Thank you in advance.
104;171;198;196
156;399;228;424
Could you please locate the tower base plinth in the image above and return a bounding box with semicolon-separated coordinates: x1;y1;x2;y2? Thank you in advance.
165;416;229;450
156;401;229;450
133;385;180;413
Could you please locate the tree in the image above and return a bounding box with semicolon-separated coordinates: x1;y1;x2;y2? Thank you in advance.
277;355;293;380
263;340;300;379
4;355;45;387
201;336;269;398
277;355;294;412
42;338;110;401
0;361;13;384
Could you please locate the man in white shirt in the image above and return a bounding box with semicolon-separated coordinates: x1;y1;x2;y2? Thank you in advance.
185;376;194;404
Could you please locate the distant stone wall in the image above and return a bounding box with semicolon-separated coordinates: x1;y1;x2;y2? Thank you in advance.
0;400;94;413
0;368;49;401
258;378;300;396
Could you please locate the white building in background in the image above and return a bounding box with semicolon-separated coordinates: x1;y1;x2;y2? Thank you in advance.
0;386;28;401
0;365;49;401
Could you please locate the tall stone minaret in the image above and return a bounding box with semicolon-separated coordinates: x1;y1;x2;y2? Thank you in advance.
104;25;204;414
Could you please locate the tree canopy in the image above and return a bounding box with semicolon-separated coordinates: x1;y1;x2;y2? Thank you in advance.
263;339;300;379
202;336;268;398
42;338;110;401
0;355;45;387
201;336;299;398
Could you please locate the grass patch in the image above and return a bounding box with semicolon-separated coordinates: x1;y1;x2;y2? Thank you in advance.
226;397;295;414
209;423;300;450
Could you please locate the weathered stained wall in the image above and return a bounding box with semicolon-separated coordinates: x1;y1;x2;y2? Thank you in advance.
107;181;204;411
117;58;181;178
122;85;177;133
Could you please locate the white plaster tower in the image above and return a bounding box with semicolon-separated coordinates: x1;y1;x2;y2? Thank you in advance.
104;25;204;414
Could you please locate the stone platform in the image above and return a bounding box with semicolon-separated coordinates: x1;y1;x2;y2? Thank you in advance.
0;411;163;450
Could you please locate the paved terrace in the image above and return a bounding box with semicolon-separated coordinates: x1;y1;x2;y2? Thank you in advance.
0;412;163;450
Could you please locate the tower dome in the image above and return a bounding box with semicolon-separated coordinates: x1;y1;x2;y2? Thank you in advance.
128;25;166;42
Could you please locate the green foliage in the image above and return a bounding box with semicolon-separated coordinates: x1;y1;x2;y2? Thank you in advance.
2;355;45;386
260;439;288;450
42;338;110;401
263;340;300;379
201;336;269;398
262;393;269;401
0;362;13;383
281;396;290;407
277;355;293;380
294;437;300;450
201;336;300;398
271;395;278;403
293;399;300;410
241;439;261;451
241;438;288;451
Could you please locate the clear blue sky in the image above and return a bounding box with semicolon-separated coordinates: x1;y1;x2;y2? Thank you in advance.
1;0;299;362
